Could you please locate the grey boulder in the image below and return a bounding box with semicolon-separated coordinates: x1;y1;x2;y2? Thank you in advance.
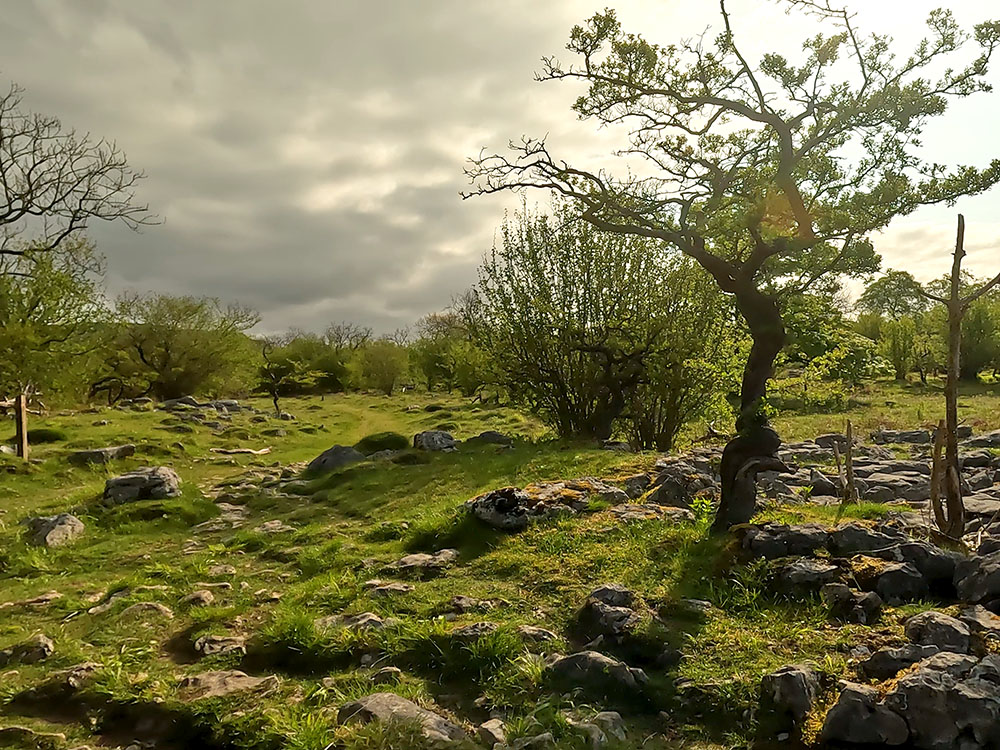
26;513;84;547
104;466;181;503
413;430;457;452
306;445;365;474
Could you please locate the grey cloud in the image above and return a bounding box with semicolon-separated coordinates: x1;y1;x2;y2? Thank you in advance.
4;0;1000;332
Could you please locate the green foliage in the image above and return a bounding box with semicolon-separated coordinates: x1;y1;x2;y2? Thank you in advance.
411;310;489;396
807;332;891;387
0;239;106;402
353;339;410;395
857;271;930;320
95;292;260;401
879;316;919;380
470;199;742;448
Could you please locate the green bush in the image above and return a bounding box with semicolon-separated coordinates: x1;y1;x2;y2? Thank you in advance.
353;431;409;455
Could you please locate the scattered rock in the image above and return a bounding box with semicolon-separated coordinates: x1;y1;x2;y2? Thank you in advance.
306;445;365;474
757;664;819;739
467;430;514;447
68;444;136;465
773;558;842;593
413;430;458;452
180;590;215;608
478;718;507;747
873;428;932;444
875;562;929;605
0;634;55;666
821;583;883;624
337;692;468;744
820;682;909;745
859;644;940;681
609;503;694;523
178;670;278;700
208;564;238;577
954;550;1000;605
194;634;246;657
452;622;500;641
386;548;458;575
546;651;648;696
366;581;415;596
104;466;181;503
25;513;84;547
466;479;629;531
256;519;295;534
904;611;970;654
517;625;559;643
316;612;390;631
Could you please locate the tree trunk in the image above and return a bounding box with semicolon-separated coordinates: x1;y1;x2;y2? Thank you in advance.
15;393;29;460
940;227;966;537
711;285;788;532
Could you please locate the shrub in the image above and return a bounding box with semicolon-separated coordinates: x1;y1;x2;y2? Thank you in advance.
353;431;409;455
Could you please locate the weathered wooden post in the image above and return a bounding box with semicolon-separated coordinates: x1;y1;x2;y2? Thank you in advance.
14;393;29;459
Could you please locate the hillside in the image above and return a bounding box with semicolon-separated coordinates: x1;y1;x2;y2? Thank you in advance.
1;384;999;750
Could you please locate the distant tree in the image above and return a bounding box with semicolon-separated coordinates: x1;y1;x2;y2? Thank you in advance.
0;81;153;266
470;200;739;447
879;317;918;380
856;271;929;320
101;293;260;400
324;321;372;353
356;339;409;395
255;336;320;416
0;238;105;403
466;3;1000;531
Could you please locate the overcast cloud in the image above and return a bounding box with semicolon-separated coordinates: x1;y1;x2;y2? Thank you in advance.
3;1;999;333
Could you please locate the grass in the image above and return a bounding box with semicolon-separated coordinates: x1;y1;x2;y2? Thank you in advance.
0;380;997;749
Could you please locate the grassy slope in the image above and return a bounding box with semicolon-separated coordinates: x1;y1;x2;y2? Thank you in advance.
0;381;997;749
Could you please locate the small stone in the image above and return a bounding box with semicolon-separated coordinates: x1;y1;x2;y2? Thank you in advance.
337;692;468;743
208;564;237;577
180;590;215;607
194;635;246;657
478;718;507;747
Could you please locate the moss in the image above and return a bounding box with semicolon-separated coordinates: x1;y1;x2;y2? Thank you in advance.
353;431;409;455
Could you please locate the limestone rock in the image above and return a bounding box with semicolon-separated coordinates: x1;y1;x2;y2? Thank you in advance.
821;583;883;625
180;590;215;608
757;664;819;738
386;548;458;575
68;444;136;465
413;430;458;452
104;466;181;503
860;644;940;681
337;692;468;744
820;682;909;745
26;513;84;547
905;611;971;654
306;445;365;474
478;718;507;747
179;670;278;700
546;651;648;696
194;634;246;657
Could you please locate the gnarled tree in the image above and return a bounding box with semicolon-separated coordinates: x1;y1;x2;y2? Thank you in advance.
465;2;1000;531
0;81;154;266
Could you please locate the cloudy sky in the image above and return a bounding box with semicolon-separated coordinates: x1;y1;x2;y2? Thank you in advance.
4;1;999;333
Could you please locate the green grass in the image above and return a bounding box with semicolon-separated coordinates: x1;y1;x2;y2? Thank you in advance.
0;381;996;749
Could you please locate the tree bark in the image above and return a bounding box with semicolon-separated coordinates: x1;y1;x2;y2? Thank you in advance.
940;218;966;537
15;393;29;459
711;285;788;532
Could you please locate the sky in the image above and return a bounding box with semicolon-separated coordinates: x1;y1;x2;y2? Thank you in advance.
3;0;999;334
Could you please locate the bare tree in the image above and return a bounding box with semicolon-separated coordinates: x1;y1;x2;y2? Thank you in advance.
920;215;1000;538
464;2;1000;532
323;321;372;353
0;81;154;267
